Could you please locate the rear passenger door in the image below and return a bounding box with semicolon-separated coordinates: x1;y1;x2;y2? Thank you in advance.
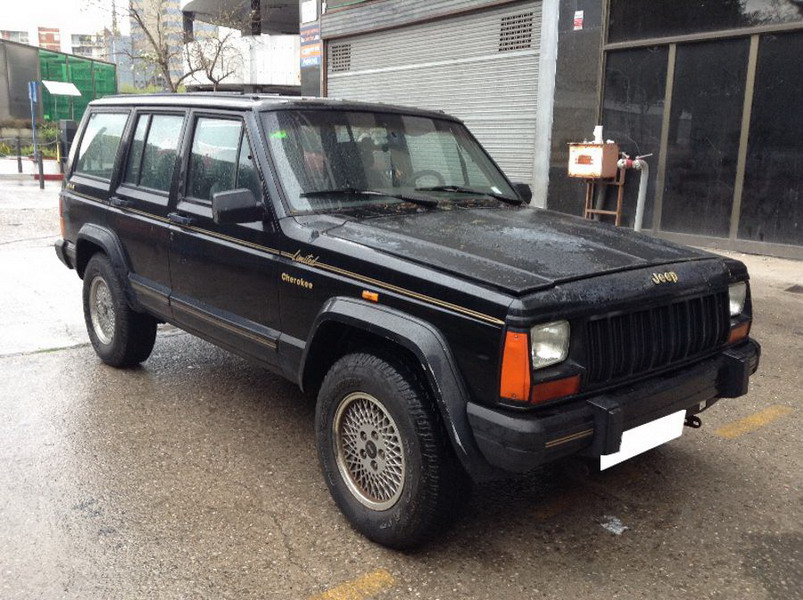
167;110;282;366
110;110;187;319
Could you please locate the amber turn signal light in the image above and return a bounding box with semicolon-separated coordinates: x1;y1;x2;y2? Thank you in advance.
361;290;379;302
500;330;531;402
728;321;750;344
530;375;581;404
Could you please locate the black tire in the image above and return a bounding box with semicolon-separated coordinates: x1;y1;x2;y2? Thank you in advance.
82;253;157;367
315;352;469;549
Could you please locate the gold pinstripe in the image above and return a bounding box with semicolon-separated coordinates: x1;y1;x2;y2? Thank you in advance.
70;190;105;204
126;207;171;224
292;255;505;326
545;428;594;448
65;189;505;327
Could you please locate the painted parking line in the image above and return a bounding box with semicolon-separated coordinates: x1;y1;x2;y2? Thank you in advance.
308;569;396;600
714;405;793;439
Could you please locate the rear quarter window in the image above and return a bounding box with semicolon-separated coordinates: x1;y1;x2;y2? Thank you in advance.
74;112;129;180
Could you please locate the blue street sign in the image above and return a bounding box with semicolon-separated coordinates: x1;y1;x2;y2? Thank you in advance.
28;81;38;104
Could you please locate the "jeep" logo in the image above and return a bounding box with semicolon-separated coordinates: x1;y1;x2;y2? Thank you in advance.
651;271;679;284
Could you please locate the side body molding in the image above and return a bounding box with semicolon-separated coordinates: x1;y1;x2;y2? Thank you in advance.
300;297;498;481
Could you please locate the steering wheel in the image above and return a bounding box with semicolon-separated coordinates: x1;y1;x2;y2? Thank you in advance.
412;169;446;187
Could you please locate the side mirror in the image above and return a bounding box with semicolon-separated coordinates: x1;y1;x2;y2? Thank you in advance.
512;182;532;204
211;188;265;224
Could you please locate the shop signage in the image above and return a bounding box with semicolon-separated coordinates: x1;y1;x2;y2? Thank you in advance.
301;23;322;68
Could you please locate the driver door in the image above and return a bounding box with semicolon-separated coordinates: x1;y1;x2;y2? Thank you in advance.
167;111;282;366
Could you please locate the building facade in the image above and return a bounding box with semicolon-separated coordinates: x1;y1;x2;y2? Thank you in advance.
2;27;111;59
313;0;802;259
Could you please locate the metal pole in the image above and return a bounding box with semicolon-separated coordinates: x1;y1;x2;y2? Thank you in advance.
633;161;649;232
28;81;45;190
29;81;45;189
617;156;651;232
16;137;22;173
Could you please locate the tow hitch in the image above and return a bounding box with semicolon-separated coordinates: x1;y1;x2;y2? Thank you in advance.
684;414;702;429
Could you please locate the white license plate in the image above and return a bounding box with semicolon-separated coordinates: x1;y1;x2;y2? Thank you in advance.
600;410;686;470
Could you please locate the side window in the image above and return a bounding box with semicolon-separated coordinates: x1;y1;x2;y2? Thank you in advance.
123;113;184;192
187;117;261;203
74;112;128;180
237;137;261;199
123;115;149;185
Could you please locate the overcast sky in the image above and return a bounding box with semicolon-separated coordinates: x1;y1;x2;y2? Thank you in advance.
3;0;128;35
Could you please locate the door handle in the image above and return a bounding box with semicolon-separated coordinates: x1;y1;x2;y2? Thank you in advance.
168;212;194;226
110;196;134;208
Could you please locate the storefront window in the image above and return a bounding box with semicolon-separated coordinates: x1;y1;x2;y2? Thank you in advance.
661;39;749;238
738;31;803;246
602;46;667;229
609;0;803;43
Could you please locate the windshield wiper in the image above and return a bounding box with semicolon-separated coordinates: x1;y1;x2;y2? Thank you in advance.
415;185;521;205
300;187;438;208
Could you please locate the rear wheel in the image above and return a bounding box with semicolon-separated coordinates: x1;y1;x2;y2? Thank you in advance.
316;352;469;549
82;253;157;367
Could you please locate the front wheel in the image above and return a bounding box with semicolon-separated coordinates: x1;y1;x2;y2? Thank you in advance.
82;253;157;367
316;352;469;549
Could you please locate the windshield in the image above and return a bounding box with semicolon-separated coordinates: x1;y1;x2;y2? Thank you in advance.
261;110;516;213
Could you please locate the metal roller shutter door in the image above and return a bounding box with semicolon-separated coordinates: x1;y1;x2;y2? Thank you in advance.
326;1;541;183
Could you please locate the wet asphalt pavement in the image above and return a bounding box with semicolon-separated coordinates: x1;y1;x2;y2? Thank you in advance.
1;180;801;599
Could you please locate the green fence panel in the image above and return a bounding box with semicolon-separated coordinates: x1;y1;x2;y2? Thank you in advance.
69;56;94;119
93;62;117;98
40;50;69;121
38;49;118;122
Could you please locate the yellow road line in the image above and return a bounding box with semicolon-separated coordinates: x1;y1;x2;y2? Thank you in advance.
714;405;793;439
308;569;396;600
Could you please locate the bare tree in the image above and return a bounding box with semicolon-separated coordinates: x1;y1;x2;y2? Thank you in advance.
126;0;194;91
87;0;243;92
184;28;243;91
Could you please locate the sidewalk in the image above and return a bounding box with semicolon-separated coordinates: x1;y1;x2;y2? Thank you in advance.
706;248;803;301
0;156;62;180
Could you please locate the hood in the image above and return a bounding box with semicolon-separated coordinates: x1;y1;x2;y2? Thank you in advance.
302;205;713;295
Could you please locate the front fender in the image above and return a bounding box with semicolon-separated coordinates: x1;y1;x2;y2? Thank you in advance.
301;297;498;481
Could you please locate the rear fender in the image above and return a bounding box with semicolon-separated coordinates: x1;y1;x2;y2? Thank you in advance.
76;224;139;310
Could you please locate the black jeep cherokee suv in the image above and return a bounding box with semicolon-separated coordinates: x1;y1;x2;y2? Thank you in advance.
55;94;760;548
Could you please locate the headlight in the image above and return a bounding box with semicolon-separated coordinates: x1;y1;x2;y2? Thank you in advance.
531;320;570;369
729;282;747;316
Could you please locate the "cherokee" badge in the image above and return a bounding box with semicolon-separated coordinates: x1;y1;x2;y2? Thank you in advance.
651;271;679;284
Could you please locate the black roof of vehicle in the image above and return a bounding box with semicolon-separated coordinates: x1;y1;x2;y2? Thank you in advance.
89;93;460;122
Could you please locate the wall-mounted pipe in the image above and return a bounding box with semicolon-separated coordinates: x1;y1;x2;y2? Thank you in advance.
617;156;651;232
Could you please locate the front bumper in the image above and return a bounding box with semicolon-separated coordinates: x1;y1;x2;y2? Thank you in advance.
467;339;761;473
55;238;76;270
